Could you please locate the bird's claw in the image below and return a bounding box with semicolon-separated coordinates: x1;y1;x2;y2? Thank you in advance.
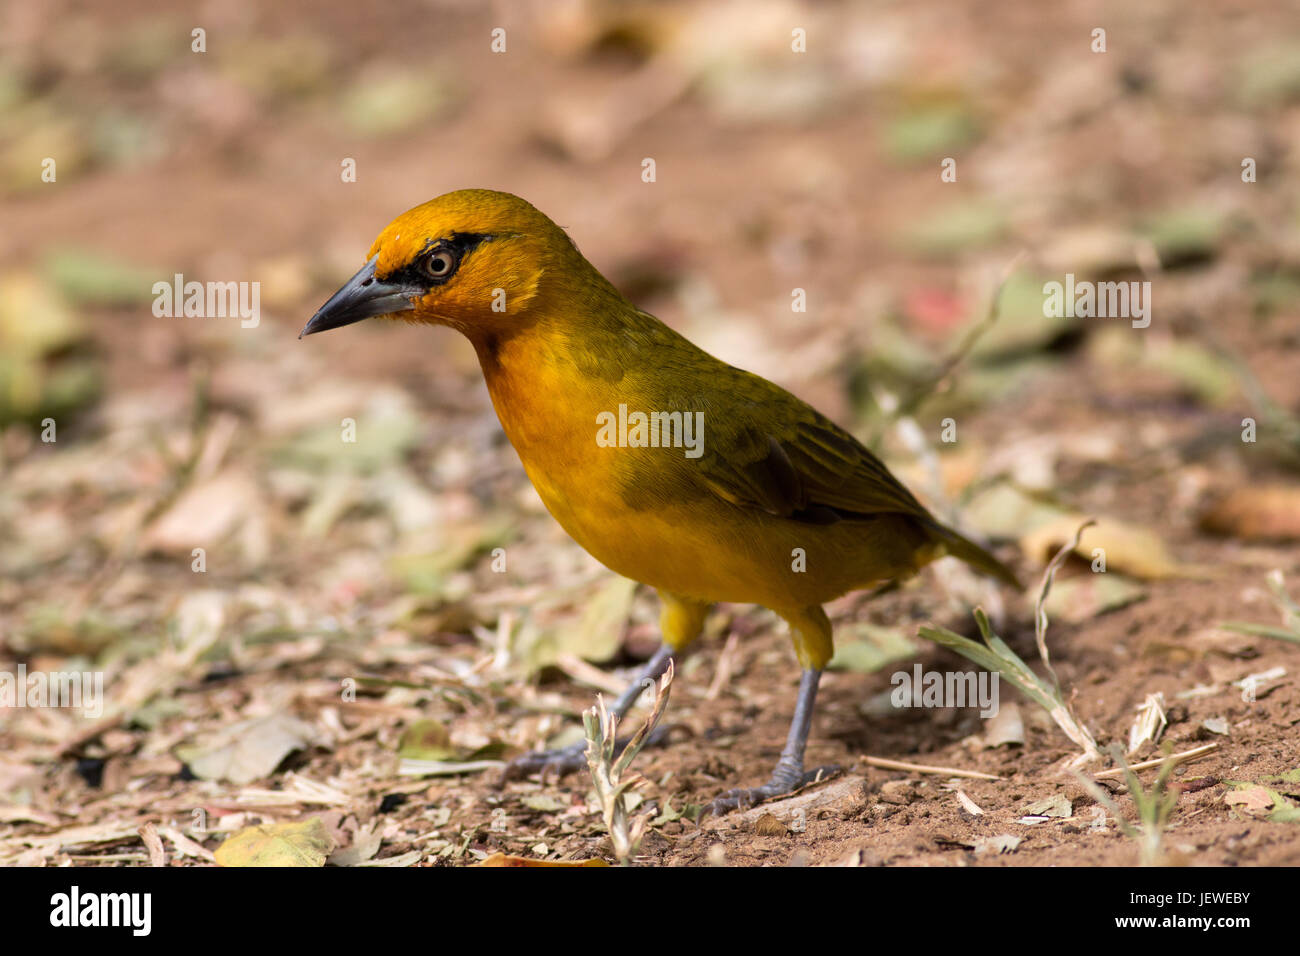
503;741;588;781
707;764;841;815
505;724;675;782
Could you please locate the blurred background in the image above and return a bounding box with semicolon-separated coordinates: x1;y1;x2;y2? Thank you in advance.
2;0;1300;866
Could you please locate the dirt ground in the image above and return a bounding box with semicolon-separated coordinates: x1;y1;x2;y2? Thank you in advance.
2;0;1300;867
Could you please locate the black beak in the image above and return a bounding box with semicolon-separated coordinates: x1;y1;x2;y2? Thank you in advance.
299;256;419;338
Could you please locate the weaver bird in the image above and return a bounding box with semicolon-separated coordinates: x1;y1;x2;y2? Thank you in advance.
301;189;1018;812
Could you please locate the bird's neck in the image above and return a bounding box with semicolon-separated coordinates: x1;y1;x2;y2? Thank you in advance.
471;289;658;463
472;315;595;461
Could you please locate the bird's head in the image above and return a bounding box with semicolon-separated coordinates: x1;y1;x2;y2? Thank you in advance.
299;189;593;342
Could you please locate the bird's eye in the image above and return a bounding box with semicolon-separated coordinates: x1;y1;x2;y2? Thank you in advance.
423;248;458;280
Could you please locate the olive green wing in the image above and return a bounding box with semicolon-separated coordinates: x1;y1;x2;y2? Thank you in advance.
616;313;1019;585
687;369;932;523
688;384;1019;586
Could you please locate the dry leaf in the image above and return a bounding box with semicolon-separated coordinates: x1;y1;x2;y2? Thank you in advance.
955;791;986;816
754;812;790;836
142;470;259;554
980;701;1025;748
215;818;335;867
397;719;457;761
138;822;166;867
0;805;61;826
1021;516;1199;580
1043;573;1147;622
1020;793;1073;821
973;834;1021;856
1224;787;1274;814
1199;486;1300;541
1127;693;1168;755
570;576;638;662
158;826;215;862
176;713;324;785
327;823;382;867
1201;717;1230;736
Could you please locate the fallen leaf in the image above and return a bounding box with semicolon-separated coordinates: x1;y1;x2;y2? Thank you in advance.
885;103;980;162
1224;786;1275;814
397;719;457;761
569;575;637;663
327;824;382;867
1201;717;1230;736
1199;486;1300;541
357;850;424;867
1127;693;1168;755
962;481;1072;541
1043;573;1147;622
138;822;166;867
1037;226;1148;276
955;791;986;816
1142;340;1240;406
1140;207;1225;265
1222;778;1300;823
1021;793;1073;820
973;834;1021;856
754;813;790;836
215;818;335;867
980;701;1025;748
525;575;638;671
0;805;61;826
964;270;1077;357
142;470;259;555
521;794;568;813
176;713;324;785
1237;42;1300;106
1021;516;1199;580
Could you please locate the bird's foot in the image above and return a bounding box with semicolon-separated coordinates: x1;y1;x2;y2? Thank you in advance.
503;741;588;781
505;726;672;782
707;764;841;815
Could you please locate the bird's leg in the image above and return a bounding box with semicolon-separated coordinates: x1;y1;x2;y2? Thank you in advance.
707;668;838;813
708;605;840;813
504;643;675;779
506;591;708;781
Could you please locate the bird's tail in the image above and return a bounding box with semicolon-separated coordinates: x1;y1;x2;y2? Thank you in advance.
930;522;1021;590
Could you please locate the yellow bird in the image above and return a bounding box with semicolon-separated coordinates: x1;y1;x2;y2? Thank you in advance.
302;189;1018;812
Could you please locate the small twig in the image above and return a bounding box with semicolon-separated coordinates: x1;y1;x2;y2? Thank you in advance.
1092;743;1219;779
705;632;741;701
1034;519;1095;692
138;822;166;867
861;755;1002;781
955;790;986;815
554;654;627;695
